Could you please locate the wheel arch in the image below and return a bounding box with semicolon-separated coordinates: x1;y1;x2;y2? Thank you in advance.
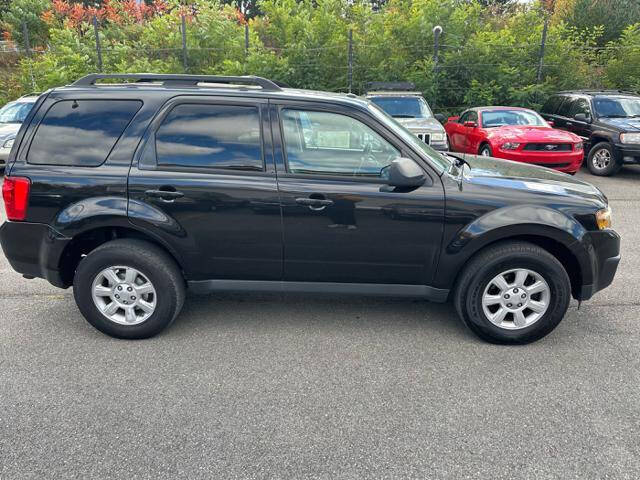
451;234;584;300
57;225;185;287
587;133;614;154
439;205;593;300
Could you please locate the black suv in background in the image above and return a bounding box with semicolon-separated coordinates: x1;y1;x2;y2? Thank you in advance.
540;90;640;176
0;74;620;344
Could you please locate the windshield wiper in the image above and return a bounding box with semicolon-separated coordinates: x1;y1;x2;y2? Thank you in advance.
392;115;416;118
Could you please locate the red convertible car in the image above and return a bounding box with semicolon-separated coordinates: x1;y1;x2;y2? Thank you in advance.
445;106;584;174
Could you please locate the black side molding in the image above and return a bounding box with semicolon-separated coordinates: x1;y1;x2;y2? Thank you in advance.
187;280;450;303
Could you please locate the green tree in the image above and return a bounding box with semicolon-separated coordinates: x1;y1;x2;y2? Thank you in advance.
2;0;51;48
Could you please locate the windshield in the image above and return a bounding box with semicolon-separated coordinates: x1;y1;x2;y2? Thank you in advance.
0;101;34;124
367;102;450;172
593;97;640;118
481;109;547;128
368;96;433;119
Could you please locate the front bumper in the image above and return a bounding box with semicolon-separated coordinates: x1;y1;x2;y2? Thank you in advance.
0;221;71;288
577;229;620;301
613;143;640;164
430;142;448;151
0;147;9;167
496;149;584;173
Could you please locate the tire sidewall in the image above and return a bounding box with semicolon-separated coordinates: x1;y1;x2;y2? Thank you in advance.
480;144;492;157
587;142;619;176
464;254;570;344
74;248;180;339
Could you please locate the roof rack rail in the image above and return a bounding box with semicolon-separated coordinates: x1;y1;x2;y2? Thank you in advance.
72;73;283;91
558;89;638;95
365;81;416;93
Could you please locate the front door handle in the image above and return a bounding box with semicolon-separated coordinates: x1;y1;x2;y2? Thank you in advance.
295;197;334;211
145;189;184;201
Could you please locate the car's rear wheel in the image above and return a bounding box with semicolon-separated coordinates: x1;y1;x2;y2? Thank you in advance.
587;142;621;176
479;144;493;157
73;239;185;339
454;241;571;344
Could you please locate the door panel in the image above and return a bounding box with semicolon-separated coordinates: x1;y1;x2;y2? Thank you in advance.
272;104;445;285
277;177;444;284
128;97;282;281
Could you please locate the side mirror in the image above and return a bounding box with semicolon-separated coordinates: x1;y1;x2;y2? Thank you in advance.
384;158;426;188
434;113;446;123
463;121;477;128
574;113;591;123
546;120;555;127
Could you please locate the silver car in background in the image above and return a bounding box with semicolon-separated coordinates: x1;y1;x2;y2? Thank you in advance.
365;82;448;151
0;95;38;169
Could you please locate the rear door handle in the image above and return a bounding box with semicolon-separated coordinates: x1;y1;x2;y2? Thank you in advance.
145;189;184;201
295;197;334;211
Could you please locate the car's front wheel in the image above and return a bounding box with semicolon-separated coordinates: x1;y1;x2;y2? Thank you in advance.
587;142;621;176
479;144;493;157
454;241;571;344
73;239;185;339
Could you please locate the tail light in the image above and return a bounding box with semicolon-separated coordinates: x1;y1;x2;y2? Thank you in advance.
2;176;31;221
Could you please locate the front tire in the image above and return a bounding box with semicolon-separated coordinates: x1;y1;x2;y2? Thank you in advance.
454;241;571;344
479;144;493;157
587;142;621;176
73;239;185;339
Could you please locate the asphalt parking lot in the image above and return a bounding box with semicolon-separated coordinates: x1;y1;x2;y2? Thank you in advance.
1;166;639;479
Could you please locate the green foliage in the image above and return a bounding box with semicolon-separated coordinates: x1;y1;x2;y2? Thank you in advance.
602;24;640;92
560;0;640;45
2;0;51;48
1;0;639;115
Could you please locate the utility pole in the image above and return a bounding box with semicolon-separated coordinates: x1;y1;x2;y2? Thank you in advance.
433;25;443;112
93;16;103;72
181;14;188;72
347;29;353;93
537;15;549;83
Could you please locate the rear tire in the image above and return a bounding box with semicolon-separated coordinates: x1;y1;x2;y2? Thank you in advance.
587;142;621;176
73;239;185;339
454;241;571;344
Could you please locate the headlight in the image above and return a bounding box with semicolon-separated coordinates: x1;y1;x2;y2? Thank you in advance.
596;206;612;230
575;142;583;151
2;138;14;149
620;133;640;144
430;133;445;142
501;142;520;150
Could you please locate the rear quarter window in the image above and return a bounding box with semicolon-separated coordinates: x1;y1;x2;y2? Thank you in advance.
27;99;142;166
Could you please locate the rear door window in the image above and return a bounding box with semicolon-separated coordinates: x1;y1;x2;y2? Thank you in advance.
28;100;142;166
556;97;575;118
569;98;591;117
155;103;263;171
541;95;562;114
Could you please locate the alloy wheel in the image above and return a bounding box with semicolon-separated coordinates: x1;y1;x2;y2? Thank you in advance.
592;148;611;170
91;266;157;325
481;268;551;330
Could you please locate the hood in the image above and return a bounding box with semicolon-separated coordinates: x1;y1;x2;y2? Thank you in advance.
486;125;579;143
598;117;640;132
395;117;445;132
457;154;606;205
0;123;21;143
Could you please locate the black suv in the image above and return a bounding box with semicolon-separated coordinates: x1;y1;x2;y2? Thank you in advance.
0;74;621;344
540;90;640;176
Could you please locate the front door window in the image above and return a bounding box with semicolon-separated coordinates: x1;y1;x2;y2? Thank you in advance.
280;109;400;177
